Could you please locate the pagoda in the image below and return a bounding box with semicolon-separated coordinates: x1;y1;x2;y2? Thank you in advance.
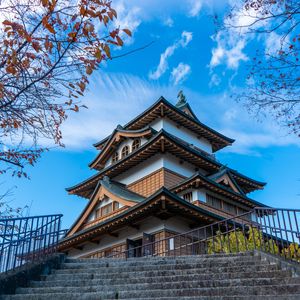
59;93;266;258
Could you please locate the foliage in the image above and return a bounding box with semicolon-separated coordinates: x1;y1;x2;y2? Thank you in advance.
0;0;131;178
208;226;300;262
223;0;300;136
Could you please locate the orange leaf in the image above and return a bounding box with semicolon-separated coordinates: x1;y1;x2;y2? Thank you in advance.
103;44;111;58
32;41;41;52
86;66;93;75
45;23;56;34
123;29;132;37
116;36;123;46
41;0;48;7
2;20;12;26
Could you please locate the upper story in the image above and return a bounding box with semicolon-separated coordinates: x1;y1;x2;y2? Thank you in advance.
89;94;233;170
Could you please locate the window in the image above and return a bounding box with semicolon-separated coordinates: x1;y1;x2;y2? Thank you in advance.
223;202;237;214
206;194;222;210
121;145;129;158
132;139;141;151
112;152;119;163
113;201;120;210
95;208;101;219
183;192;193;202
169;238;175;250
95;202;120;219
101;203;113;216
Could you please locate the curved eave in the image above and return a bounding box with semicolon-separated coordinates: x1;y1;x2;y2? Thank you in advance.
229;169;266;193
66;130;222;198
93;96;235;152
170;173;268;208
59;188;224;250
89;126;154;169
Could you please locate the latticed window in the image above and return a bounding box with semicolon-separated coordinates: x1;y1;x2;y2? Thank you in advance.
121;145;129;158
206;194;222;210
183;192;193;202
101;203;113;216
132;139;141;151
112;152;119;163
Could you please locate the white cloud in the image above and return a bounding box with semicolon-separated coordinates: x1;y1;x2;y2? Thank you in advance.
149;31;193;80
52;73;300;154
171;63;191;85
163;17;174;27
209;73;221;87
189;0;203;17
57;73;179;149
112;1;141;44
265;31;283;56
210;32;248;70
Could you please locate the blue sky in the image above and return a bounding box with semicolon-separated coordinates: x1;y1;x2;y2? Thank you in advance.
2;0;300;229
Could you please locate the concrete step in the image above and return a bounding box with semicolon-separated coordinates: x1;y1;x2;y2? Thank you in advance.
2;252;299;300
45;264;280;282
60;256;263;269
34;271;294;287
6;285;300;299
27;277;300;291
3;294;300;300
65;252;254;264
52;262;278;276
44;268;290;282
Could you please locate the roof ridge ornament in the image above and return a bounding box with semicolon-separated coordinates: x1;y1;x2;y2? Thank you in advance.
176;90;187;108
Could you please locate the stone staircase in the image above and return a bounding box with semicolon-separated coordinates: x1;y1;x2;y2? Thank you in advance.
1;252;300;299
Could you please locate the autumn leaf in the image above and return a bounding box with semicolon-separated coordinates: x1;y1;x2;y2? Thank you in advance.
41;0;48;7
86;66;93;75
103;44;111;58
116;36;123;46
123;29;132;37
2;20;12;26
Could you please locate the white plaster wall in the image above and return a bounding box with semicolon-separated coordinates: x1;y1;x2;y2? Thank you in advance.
67;215;193;258
195;189;207;202
178;189;206;203
163;153;195;178
114;154;164;184
149;119;163;132
150;118;212;153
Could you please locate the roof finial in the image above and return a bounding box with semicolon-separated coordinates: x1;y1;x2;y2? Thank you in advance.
176;90;187;107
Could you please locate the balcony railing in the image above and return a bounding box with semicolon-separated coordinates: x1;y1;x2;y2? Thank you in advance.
103;207;300;263
0;214;66;273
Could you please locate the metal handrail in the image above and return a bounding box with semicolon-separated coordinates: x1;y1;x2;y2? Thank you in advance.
0;214;66;273
102;207;300;262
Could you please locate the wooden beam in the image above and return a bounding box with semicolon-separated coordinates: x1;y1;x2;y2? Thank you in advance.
108;232;119;238
74;245;84;251
160;138;165;153
90;238;101;245
128;223;140;230
160;105;164;117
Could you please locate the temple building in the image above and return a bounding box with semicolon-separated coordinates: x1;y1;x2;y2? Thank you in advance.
59;93;266;258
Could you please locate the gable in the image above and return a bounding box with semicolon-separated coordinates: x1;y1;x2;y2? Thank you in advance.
214;173;244;195
90;126;153;170
67;178;145;236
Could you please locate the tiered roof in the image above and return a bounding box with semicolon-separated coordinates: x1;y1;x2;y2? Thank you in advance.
67;129;264;198
60;188;224;250
93;97;235;152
